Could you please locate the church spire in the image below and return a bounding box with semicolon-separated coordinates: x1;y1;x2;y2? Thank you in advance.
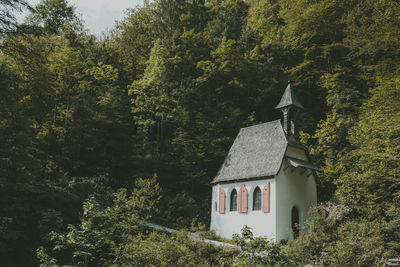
275;81;303;135
275;81;304;110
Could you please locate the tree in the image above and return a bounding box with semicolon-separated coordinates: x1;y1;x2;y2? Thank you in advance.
0;0;29;34
337;76;400;219
301;72;362;201
26;0;82;35
130;39;184;159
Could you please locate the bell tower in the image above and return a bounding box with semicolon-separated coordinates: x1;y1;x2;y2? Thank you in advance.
275;81;304;135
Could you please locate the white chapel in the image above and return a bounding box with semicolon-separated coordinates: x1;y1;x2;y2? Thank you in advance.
210;83;318;241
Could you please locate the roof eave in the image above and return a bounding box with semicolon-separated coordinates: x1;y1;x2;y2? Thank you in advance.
210;174;276;185
285;156;321;172
286;134;307;150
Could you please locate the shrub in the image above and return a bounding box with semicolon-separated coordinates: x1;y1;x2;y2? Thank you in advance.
286;205;400;266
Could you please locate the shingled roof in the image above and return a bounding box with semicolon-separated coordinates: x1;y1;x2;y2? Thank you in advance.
210;82;318;184
211;120;302;184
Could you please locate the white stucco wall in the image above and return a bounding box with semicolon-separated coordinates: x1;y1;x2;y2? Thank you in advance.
210;179;276;240
275;146;317;241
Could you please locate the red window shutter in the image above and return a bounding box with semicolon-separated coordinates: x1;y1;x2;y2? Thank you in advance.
263;182;270;213
219;187;225;214
239;184;248;213
238;186;242;212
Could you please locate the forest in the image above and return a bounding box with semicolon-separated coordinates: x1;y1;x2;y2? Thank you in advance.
0;0;399;266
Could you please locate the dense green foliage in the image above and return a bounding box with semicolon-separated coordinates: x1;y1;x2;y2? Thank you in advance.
37;177;288;266
0;0;399;265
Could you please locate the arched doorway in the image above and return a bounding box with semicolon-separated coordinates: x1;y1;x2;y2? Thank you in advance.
291;206;299;238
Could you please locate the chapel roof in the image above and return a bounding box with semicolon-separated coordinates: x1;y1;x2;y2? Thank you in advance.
286;157;320;171
211;83;318;184
211;120;308;184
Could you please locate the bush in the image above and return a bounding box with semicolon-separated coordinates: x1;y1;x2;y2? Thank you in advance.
286;204;400;266
225;226;290;267
38;175;162;266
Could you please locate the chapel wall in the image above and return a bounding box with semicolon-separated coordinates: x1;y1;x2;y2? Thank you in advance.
210;178;276;240
275;159;317;241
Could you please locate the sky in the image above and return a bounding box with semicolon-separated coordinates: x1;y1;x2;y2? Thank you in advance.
23;0;144;35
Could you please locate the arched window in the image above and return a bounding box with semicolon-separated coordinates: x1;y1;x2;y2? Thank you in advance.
253;187;261;210
230;189;238;211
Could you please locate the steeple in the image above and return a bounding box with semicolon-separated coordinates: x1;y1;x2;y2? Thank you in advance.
275;82;303;135
275;81;304;110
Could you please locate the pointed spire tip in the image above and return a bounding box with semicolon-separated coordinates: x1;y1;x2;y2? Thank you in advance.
275;81;304;110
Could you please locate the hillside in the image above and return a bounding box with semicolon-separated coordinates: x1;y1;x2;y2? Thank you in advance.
0;0;399;265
